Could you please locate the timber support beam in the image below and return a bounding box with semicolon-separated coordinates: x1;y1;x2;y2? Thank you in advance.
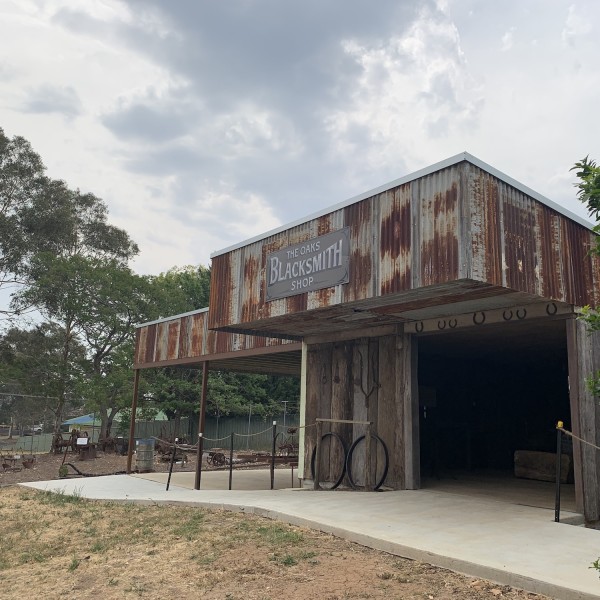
567;317;600;523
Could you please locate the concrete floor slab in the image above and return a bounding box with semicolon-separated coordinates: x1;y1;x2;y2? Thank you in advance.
21;471;600;600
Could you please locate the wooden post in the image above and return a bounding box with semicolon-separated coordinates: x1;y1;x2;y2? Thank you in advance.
566;317;600;523
314;419;323;490
194;361;209;490
364;422;372;491
403;334;420;490
126;369;140;474
331;342;351;485
305;343;332;481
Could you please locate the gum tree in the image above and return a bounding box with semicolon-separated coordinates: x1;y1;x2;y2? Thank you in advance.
571;157;600;398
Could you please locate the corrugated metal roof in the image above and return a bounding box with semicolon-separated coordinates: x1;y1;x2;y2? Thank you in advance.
136;307;209;329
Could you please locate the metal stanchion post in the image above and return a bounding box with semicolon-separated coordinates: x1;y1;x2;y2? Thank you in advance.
166;437;178;491
228;432;234;490
314;420;323;491
365;422;373;492
555;421;563;523
194;433;204;490
270;421;277;490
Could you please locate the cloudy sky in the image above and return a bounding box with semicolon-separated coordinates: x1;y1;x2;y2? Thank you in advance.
0;0;598;275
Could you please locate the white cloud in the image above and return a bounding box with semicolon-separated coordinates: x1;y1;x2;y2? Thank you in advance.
501;27;515;52
325;5;483;177
562;4;593;44
0;0;598;285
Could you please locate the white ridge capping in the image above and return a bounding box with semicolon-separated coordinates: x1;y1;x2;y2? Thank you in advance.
210;151;595;259
136;306;209;329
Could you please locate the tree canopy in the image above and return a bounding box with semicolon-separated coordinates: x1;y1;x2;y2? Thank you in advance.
572;156;600;397
0;126;300;437
0;128;142;432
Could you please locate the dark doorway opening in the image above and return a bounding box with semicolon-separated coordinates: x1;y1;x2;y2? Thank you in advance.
417;318;571;487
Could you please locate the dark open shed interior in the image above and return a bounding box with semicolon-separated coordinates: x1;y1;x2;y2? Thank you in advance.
417;318;570;480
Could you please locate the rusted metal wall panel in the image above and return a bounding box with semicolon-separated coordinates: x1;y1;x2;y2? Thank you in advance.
209;168;465;330
144;324;157;364
537;205;564;301
416;168;461;288
208;253;233;331
134;309;295;368
467;164;599;307
167;321;180;360
343;198;375;302
561;218;592;307
155;322;169;362
177;315;189;359
240;241;264;325
190;313;205;357
209;160;598;332
468;168;503;286
379;187;412;295
501;182;539;295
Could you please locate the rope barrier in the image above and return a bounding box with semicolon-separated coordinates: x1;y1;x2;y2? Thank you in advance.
151;435;176;446
151;435;198;450
557;422;600;452
202;435;231;443
233;426;273;438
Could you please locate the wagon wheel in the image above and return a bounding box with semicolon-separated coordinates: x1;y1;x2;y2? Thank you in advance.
213;452;226;467
206;453;214;466
279;441;296;456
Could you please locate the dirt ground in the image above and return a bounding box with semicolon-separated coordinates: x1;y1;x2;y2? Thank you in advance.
0;448;196;486
0;452;549;599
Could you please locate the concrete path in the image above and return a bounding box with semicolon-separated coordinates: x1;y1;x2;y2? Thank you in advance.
21;471;600;600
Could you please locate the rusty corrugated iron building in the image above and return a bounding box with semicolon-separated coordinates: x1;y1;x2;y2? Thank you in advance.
133;153;600;523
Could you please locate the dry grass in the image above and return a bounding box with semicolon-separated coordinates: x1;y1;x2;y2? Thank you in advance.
0;486;547;600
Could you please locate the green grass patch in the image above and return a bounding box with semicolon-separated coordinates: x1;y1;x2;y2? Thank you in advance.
37;489;84;506
256;524;303;545
280;554;298;566
90;540;109;554
19;550;47;565
173;511;205;541
68;556;80;572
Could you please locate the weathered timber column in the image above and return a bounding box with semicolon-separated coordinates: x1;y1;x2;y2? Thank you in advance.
402;333;420;490
378;328;419;490
330;342;352;483
303;343;333;481
566;317;600;523
126;369;141;474
194;361;209;490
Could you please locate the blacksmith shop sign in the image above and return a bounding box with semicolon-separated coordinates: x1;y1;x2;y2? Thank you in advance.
266;227;350;301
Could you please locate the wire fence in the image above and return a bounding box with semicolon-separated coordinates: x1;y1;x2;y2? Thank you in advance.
0;409;300;455
133;414;301;452
161;420;318;491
